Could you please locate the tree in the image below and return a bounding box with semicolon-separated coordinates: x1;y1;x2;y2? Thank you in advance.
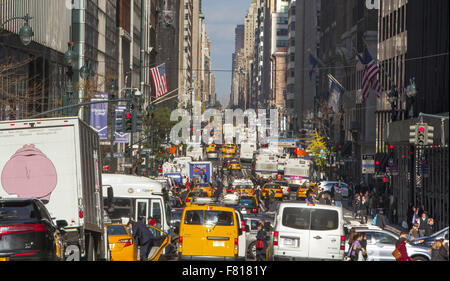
305;129;331;172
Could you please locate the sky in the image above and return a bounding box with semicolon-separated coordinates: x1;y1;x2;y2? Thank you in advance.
202;0;252;107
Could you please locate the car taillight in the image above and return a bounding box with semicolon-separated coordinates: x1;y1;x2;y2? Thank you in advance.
241;220;246;232
118;239;133;247
0;224;46;237
340;235;345;250
252;209;257;213
288;187;290;192
186;198;190;202
273;231;278;246
179;236;183;249
15;252;38;256
79;210;84;218
234;238;238;250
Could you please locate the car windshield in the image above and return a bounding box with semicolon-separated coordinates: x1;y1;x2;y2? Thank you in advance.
236;185;251;189
265;184;280;189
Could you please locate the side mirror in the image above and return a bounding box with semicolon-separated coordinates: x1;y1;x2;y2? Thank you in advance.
56;220;68;229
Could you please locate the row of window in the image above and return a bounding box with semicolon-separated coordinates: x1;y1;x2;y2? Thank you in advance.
379;4;406;42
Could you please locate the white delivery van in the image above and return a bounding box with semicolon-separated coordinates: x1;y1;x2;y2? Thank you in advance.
186;143;203;161
240;143;257;162
102;174;171;234
271;202;345;261
254;154;278;179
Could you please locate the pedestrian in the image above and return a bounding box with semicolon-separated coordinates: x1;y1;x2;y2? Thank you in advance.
408;223;421;241
394;232;412;261
255;221;267;261
360;233;368;261
347;233;363;261
418;212;428;236
407;203;415;230
127;219;154;261
330;184;335;200
318;192;327;205
375;210;388;230
442;234;449;261
359;196;368;224
347;229;357;249
412;206;420;226
431;239;448;261
424;218;435;237
353;194;361;219
368;193;377;218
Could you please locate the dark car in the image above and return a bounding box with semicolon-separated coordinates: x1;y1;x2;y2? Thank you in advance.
410;226;449;248
0;198;66;261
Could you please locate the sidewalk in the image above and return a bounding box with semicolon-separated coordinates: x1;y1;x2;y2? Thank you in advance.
342;199;404;235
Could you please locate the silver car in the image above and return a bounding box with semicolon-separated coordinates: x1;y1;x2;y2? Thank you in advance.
346;226;431;261
318;181;349;198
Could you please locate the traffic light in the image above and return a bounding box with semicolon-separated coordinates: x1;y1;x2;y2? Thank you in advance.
132;111;143;132
123;110;133;133
426;125;434;145
417;124;426;145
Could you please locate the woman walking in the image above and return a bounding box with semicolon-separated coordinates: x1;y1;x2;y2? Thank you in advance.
255;221;267;261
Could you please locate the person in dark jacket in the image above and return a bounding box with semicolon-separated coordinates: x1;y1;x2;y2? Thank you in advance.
395;232;412;261
359;196;368;224
375;210;388;229
127;220;154;261
255;221;267;261
423;218;435;237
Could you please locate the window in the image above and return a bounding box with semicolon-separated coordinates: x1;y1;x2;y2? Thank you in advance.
204;211;234;226
282;207;311;230
137;200;148;224
373;232;397;245
310;209;338;230
151;200;162;224
184;210;203;225
107;225;129;236
0;201;37;221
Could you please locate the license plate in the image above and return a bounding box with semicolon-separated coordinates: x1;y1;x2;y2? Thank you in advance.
213;241;225;247
0;257;7;261
283;238;298;247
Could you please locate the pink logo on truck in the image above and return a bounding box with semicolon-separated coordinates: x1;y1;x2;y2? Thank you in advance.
1;144;57;203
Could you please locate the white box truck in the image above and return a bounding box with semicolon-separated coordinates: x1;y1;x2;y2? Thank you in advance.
0;117;107;261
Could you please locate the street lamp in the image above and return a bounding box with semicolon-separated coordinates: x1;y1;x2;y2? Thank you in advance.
79;58;94;80
0;13;34;46
405;77;417;118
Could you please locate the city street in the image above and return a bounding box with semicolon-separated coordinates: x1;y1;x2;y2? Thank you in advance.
0;0;448;268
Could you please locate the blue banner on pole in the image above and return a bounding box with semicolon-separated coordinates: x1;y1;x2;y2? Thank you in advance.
115;105;130;143
90;93;108;140
328;75;344;113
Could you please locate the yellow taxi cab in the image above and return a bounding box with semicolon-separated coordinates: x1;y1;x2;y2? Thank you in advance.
222;153;234;168
178;205;239;260
196;183;213;197
228;159;241;170
295;184;308;199
205;144;217;153
261;182;283;199
106;223;138;261
146;224;171;261
234;184;254;196
222;144;237;154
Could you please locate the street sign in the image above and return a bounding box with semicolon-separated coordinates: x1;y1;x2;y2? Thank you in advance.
362;154;375;174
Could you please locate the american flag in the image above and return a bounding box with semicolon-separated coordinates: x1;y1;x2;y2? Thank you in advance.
357;48;381;102
150;63;168;98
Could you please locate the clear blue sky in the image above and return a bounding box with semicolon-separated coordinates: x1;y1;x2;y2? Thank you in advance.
203;0;251;107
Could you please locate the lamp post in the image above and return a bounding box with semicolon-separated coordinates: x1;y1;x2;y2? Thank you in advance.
109;79;119;172
406;77;417;119
1;13;34;46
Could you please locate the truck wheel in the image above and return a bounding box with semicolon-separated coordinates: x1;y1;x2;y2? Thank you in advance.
247;241;256;260
412;256;428;261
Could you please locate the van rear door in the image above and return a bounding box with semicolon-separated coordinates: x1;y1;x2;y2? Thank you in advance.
308;208;341;260
203;210;237;258
278;207;310;257
181;210;205;256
